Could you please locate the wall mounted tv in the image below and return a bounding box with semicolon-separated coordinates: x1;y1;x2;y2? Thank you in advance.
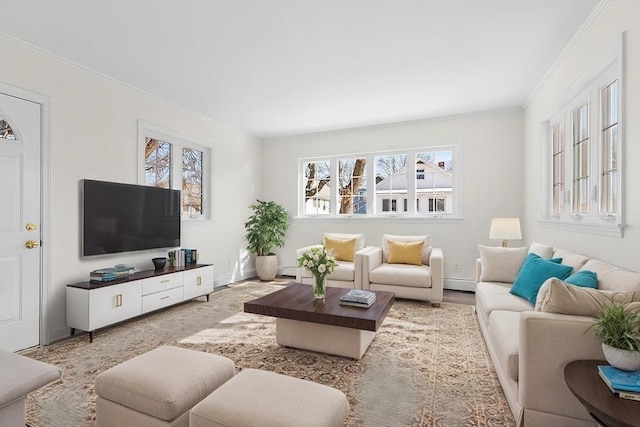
82;179;181;257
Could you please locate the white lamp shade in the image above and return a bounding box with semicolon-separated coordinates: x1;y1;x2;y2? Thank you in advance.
489;218;522;240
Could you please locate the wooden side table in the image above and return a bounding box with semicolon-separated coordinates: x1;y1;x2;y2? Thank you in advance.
564;360;640;427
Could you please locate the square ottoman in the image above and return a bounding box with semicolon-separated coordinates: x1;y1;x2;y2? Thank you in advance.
190;368;349;427
95;346;235;427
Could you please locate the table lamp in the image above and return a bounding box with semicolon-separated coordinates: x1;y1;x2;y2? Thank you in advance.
489;218;522;247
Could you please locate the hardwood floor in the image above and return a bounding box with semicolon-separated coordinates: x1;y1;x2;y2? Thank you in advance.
443;289;475;306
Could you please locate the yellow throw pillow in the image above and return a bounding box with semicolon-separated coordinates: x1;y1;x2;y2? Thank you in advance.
324;237;356;262
387;240;424;266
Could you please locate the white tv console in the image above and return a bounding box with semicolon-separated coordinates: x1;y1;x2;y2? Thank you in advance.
66;264;214;342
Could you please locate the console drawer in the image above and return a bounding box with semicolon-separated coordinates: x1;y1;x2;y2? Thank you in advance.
183;265;214;300
142;286;184;313
142;273;183;295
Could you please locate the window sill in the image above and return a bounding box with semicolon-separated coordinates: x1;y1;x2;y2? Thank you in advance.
293;215;464;224
538;218;624;238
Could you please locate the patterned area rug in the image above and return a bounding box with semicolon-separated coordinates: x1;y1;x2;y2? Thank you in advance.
24;281;515;426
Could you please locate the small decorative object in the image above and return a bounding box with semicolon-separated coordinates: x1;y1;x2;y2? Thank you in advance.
589;297;640;371
167;251;176;267
244;200;289;281
152;257;166;270
297;245;338;299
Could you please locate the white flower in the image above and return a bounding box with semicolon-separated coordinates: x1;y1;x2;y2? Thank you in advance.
307;261;314;268
313;254;319;261
302;259;308;266
318;264;326;273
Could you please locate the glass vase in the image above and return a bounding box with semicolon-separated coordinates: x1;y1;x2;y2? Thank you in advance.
313;274;327;299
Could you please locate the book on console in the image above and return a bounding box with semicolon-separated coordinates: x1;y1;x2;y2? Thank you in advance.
598;365;640;393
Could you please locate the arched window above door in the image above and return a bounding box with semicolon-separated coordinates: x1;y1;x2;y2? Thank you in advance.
1;118;17;140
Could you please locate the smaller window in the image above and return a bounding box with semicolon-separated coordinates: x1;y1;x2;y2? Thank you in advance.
183;148;203;216
0;119;16;140
428;197;446;212
416;168;425;180
145;138;171;188
304;160;331;215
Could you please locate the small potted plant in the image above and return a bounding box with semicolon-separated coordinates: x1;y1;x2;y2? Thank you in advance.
244;200;289;281
590;297;640;371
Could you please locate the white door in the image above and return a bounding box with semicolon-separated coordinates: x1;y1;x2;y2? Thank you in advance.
0;93;42;352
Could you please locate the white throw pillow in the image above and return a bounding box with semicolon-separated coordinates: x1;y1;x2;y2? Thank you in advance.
528;241;554;259
478;245;527;283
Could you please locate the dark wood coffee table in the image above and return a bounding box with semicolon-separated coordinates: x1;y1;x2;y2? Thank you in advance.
244;283;394;359
564;360;640;427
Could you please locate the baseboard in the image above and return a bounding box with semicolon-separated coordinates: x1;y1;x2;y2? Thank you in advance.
444;278;476;292
214;269;256;288
279;265;297;277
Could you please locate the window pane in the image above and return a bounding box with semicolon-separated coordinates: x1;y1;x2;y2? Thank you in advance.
0;119;16;140
338;158;366;214
303;160;331;215
145;138;171;188
182;148;203;215
573;178;590;213
602;80;618;128
416;150;453;214
375;154;407;213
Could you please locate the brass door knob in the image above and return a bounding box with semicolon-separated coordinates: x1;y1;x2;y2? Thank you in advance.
25;240;40;249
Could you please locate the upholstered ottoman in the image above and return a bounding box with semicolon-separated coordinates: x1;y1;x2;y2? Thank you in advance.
94;346;235;427
190;368;349;427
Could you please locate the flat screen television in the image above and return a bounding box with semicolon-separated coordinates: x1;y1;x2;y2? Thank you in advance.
82;179;181;256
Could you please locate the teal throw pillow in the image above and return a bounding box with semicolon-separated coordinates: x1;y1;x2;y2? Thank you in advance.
510;253;573;305
564;270;598;288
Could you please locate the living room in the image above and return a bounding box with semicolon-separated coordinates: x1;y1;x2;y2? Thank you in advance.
0;0;639;425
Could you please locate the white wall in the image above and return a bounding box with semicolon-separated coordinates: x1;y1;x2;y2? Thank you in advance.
262;109;524;286
523;1;640;272
0;36;263;342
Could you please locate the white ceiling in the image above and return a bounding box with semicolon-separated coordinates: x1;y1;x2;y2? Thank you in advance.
0;0;599;139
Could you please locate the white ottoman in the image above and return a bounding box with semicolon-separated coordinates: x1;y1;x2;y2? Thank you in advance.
190;368;350;427
95;346;235;427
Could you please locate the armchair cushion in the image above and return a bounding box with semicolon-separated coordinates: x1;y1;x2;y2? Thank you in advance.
324;237;357;262
387;240;424;266
369;263;432;288
382;234;431;265
324;233;364;251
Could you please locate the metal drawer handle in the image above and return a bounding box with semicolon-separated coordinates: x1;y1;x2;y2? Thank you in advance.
160;296;170;300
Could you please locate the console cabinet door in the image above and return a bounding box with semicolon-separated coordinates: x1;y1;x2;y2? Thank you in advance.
89;281;142;330
183;265;214;300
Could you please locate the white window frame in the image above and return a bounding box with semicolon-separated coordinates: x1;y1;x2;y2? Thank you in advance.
540;37;624;237
298;145;461;220
137;120;213;221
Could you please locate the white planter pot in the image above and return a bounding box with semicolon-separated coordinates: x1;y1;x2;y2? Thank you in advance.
602;343;640;371
255;255;278;281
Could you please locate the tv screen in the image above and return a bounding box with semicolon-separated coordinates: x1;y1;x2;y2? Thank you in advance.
82;179;181;256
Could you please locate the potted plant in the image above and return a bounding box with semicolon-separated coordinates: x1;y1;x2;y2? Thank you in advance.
590;297;640;371
244;200;289;281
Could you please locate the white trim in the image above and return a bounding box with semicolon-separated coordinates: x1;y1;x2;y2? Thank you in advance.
538;218;624;238
0;82;52;346
444;278;476;292
137;120;214;221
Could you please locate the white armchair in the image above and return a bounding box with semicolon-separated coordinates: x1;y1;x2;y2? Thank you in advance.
296;232;372;289
362;234;443;306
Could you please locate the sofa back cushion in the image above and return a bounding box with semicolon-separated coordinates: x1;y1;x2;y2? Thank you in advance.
580;258;640;292
478;245;527;283
382;234;431;265
529;241;554;259
552;247;590;273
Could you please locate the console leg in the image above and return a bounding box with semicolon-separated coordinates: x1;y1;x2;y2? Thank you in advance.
206;294;210;302
70;328;75;336
89;331;94;343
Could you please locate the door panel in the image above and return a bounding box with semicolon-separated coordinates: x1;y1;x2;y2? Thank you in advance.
0;93;41;352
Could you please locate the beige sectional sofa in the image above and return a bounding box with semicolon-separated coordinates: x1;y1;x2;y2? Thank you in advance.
475;243;640;427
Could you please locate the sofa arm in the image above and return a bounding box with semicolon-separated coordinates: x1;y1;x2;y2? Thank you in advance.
361;247;383;291
475;258;482;283
429;248;444;302
519;311;602;422
295;244;322;282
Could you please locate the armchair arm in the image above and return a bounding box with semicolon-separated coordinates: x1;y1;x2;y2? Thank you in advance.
429;248;443;302
354;246;375;290
519;311;602;421
295;244;322;282
361;247;383;291
475;258;482;282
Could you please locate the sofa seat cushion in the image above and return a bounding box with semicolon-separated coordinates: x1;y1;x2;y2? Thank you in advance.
476;282;533;326
300;261;354;282
369;263;432;288
488;310;520;381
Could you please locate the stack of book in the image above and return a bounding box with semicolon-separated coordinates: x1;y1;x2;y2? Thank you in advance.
598;365;640;401
168;249;198;267
89;265;135;283
339;289;376;308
